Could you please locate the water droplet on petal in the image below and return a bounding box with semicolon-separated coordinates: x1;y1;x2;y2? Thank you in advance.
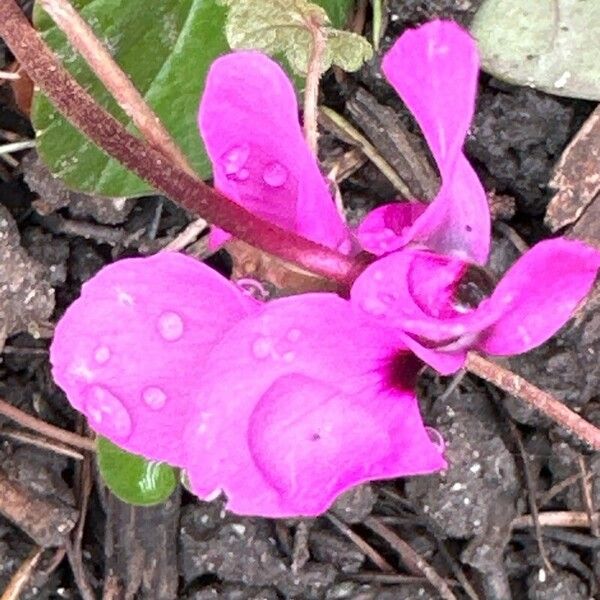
287;328;301;342
236;168;250;181
252;337;272;359
142;386;167;410
262;161;288;187
221;143;250;176
85;386;132;440
94;345;111;364
361;297;388;316
158;311;184;341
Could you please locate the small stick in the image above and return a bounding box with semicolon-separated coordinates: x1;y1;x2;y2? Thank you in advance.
0;546;44;600
512;511;598;530
0;139;36;155
507;420;554;573
364;516;458;600
577;456;600;537
466;352;600;451
303;12;327;155
0;396;96;452
0;427;84;460
326;513;395;573
319;106;412;197
38;0;195;176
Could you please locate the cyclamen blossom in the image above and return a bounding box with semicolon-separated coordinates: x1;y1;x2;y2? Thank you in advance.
50;20;599;517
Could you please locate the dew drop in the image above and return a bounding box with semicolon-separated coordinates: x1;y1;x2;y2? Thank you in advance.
287;328;301;342
236;168;250;181
252;337;272;359
142;386;167;410
262;161;288;187
158;311;184;341
361;297;387;316
221;143;250;176
94;345;111;364
85;386;132;440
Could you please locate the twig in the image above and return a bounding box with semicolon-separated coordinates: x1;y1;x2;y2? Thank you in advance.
577;456;600;537
372;0;385;51
163;217;208;252
0;0;361;287
0;139;36;154
0;396;96;452
507;419;554;574
0;547;44;600
326;513;395;573
466;352;600;451
66;431;95;600
538;473;587;507
0;69;21;80
303;11;327;155
364;516;458;600
512;511;598;529
319;105;412;196
0;427;84;460
38;0;195;176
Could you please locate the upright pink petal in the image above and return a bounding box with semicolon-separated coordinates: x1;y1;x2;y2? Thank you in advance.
199;51;349;252
407;154;490;263
382;20;478;169
381;21;490;263
50;253;256;466
479;239;600;355
184;294;445;517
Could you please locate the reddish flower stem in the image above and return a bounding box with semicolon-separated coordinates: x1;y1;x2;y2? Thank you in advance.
0;0;362;287
1;0;599;452
467;353;600;451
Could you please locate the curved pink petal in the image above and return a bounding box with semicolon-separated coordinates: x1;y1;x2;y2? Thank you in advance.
406;154;490;263
184;294;445;517
50;252;256;466
479;239;600;355
382;20;478;170
356;202;427;256
199;51;349;252
381;21;489;263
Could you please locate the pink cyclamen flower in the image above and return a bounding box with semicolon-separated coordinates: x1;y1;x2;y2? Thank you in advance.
350;21;600;373
51;252;445;517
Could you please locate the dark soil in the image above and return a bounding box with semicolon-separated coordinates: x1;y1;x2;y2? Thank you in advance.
1;1;599;599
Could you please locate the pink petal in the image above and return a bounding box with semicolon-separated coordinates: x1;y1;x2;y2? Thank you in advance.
199;51;350;252
479;239;600;355
382;20;478;170
356;202;427;256
382;21;490;263
50;252;256;466
184;294;445;517
406;154;490;263
351;249;502;374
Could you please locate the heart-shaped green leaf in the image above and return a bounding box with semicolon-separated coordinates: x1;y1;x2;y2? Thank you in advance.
97;437;177;506
32;0;356;197
472;0;600;101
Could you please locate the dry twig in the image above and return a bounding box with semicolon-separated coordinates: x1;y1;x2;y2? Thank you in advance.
0;547;44;600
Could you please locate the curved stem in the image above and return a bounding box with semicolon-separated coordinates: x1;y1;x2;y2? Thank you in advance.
466;352;600;451
0;0;361;287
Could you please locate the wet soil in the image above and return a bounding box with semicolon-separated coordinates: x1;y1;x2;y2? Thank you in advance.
1;1;599;598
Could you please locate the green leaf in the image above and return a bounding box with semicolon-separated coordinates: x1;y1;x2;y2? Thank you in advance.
32;0;229;197
319;0;355;28
471;0;600;101
219;0;371;75
97;437;177;506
